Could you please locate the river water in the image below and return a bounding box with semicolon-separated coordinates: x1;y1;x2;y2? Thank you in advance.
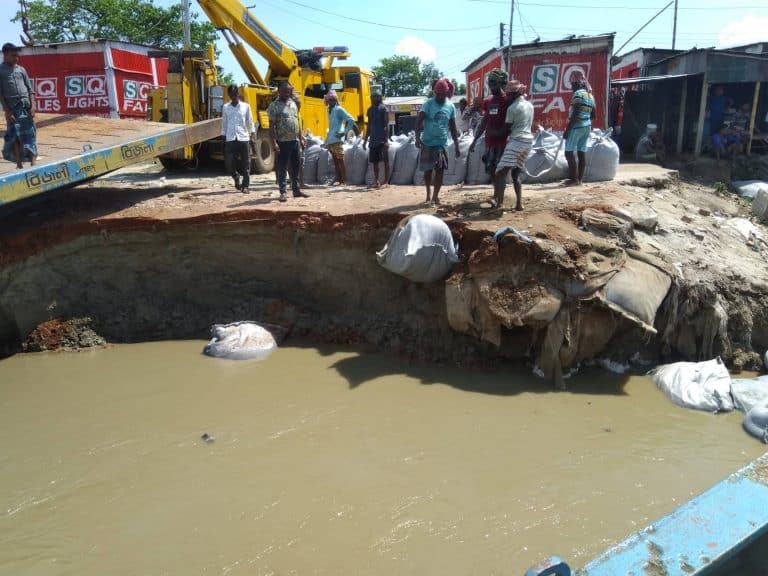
0;342;763;575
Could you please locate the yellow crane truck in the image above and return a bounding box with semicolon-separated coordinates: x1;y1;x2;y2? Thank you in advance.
149;0;376;173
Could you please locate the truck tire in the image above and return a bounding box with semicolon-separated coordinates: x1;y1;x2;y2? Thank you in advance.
251;131;275;174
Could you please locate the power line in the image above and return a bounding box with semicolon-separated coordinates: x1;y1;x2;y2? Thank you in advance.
281;0;498;32
469;0;766;8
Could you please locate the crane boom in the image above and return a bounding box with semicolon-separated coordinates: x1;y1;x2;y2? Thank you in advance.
196;0;297;83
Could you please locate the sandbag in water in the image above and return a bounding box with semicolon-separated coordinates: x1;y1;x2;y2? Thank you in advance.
731;375;768;413
376;214;459;283
203;321;277;360
744;403;768;443
649;358;734;412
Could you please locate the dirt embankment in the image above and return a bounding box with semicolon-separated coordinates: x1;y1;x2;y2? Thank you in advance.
1;162;767;379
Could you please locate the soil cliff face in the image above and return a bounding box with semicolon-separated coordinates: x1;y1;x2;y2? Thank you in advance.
1;202;767;376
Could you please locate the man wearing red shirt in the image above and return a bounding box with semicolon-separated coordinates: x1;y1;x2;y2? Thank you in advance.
469;69;509;190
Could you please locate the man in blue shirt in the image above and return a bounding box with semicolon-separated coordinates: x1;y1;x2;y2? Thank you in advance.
707;85;732;137
325;90;359;186
415;78;460;205
363;89;390;188
563;73;596;186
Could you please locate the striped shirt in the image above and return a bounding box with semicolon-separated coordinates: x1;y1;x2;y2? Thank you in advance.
569;88;595;129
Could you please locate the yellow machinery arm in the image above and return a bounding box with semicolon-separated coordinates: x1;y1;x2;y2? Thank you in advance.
196;0;297;85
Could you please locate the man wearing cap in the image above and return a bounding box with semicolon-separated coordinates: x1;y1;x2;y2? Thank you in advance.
494;80;534;211
0;43;36;168
469;69;509;183
325;90;359;186
415;77;460;206
363;88;389;188
563;72;596;185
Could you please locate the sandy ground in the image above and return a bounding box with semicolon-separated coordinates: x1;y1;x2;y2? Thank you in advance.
3;159;765;290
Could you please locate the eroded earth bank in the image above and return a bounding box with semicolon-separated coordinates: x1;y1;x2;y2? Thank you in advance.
1;163;768;384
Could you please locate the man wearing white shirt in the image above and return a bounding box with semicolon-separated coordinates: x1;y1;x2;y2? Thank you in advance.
221;84;257;193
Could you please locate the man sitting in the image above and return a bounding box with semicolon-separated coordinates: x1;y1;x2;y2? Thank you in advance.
712;123;742;161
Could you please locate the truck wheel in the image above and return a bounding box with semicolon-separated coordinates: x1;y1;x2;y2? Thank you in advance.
251;132;275;174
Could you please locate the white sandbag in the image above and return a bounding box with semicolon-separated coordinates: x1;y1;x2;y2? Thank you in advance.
522;129;568;183
731;375;768;413
316;147;336;185
744;403;768;443
465;134;491;185
343;138;368;185
733;180;768;200
650;358;734;412
753;189;768;222
584;129;620;183
302;137;323;184
365;140;398;186
376;214;459;283
203;321;277;360
390;135;419;185
443;134;472;186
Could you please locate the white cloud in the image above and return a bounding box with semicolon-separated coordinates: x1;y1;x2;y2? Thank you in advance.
394;36;437;63
718;15;768;48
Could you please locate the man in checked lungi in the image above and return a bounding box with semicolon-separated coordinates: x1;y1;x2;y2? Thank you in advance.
0;43;36;169
494;80;534;212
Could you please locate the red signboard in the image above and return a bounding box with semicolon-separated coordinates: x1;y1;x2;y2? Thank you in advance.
510;52;609;131
466;55;503;105
17;43;168;119
22;51;111;116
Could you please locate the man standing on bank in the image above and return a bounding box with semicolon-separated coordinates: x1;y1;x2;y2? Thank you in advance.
0;43;36;168
325;90;359;186
469;69;509;194
363;87;389;188
494;80;534;211
267;81;309;202
563;73;595;186
221;84;256;193
415;78;460;206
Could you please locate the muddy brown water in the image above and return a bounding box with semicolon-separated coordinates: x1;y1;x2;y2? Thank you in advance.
0;342;764;575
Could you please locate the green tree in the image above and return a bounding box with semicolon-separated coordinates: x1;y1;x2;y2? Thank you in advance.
372;56;444;97
13;0;217;50
451;79;467;96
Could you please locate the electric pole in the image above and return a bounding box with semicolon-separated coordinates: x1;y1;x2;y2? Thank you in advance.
499;23;506;47
506;0;514;70
672;0;678;49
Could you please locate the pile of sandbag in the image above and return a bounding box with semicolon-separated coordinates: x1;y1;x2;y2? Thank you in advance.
343;138;368;185
203;321;277;361
465;134;490;185
316;147;336;185
365;139;399;186
650;358;768;443
584;129;620;182
376;214;459;283
413;135;472;186
522;128;568;183
390;134;419;184
301;136;325;184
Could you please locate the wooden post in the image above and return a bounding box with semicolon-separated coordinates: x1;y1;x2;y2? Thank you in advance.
694;72;708;157
676;77;687;154
748;81;761;156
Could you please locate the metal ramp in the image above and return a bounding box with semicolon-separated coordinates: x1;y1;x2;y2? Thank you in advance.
0;113;221;205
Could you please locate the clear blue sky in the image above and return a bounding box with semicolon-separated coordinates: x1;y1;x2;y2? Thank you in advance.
2;0;767;86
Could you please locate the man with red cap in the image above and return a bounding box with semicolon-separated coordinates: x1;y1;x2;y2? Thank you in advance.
415;78;460;206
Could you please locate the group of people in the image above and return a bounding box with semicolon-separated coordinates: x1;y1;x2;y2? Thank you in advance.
708;85;754;160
